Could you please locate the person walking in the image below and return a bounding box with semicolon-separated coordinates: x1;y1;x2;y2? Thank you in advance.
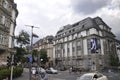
32;67;37;79
69;66;73;74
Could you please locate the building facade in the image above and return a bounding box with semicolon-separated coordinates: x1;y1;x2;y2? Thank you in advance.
0;0;18;64
33;35;54;67
53;17;119;71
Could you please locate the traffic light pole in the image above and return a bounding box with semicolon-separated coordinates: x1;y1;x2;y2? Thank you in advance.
29;26;33;80
10;54;14;80
25;25;39;80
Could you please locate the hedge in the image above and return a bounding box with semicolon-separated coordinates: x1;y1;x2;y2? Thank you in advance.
0;67;23;80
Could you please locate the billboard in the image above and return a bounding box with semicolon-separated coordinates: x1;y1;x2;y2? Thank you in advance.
90;38;98;53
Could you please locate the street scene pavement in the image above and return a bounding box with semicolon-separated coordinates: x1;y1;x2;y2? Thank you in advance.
13;68;120;80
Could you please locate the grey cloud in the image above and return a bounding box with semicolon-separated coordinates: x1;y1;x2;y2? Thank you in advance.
71;0;111;14
116;33;120;40
101;14;120;40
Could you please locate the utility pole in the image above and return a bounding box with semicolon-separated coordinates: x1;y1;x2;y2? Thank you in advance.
25;25;39;80
10;54;14;80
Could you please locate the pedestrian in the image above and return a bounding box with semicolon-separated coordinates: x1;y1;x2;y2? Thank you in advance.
32;67;37;78
69;66;73;74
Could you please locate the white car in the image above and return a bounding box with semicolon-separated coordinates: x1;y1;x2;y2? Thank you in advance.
76;72;108;80
31;67;46;74
46;67;58;74
38;67;46;73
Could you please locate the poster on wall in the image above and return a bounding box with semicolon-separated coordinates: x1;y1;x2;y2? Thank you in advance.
90;38;98;53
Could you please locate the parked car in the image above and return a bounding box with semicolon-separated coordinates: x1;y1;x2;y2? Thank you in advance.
76;72;108;80
46;67;58;74
31;67;46;74
37;67;46;73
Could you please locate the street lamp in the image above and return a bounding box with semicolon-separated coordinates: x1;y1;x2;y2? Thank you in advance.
25;25;39;80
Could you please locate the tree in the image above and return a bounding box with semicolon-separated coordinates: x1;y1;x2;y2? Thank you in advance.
16;30;30;47
32;50;39;62
14;47;27;62
39;49;48;65
109;53;119;66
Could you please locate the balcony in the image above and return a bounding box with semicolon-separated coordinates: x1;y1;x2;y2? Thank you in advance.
76;56;83;60
72;56;76;60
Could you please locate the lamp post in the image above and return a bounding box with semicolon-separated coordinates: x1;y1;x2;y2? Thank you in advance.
25;25;39;80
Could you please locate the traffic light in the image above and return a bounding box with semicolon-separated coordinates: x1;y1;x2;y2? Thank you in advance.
7;56;12;67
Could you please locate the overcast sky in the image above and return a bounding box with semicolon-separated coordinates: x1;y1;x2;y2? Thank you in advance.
14;0;120;41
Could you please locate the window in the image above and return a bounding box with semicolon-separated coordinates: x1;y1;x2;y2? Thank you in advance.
73;22;79;27
0;34;4;45
2;0;8;9
77;41;81;51
2;15;5;25
87;39;91;54
72;29;75;32
86;29;90;36
0;15;2;24
77;46;81;51
67;36;69;41
82;25;85;28
67;48;70;53
72;47;75;52
69;30;71;33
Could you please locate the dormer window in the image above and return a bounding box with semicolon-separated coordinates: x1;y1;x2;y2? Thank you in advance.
2;0;8;9
72;29;75;32
69;30;71;33
73;22;79;27
82;25;85;28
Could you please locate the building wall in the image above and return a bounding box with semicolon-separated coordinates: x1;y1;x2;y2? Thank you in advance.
54;17;118;71
0;0;18;63
33;35;54;67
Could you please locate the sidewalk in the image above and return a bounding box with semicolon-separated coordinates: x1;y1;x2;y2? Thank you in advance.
13;70;65;80
13;75;65;80
13;72;29;80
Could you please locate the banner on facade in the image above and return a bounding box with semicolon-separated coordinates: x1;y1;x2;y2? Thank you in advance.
90;38;98;53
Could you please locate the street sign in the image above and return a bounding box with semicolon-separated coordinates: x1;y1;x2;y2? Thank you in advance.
29;57;33;62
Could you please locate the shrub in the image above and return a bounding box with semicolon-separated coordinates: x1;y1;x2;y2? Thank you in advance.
0;67;23;80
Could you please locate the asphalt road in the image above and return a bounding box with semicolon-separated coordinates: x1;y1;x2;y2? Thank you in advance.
13;68;120;80
48;70;120;80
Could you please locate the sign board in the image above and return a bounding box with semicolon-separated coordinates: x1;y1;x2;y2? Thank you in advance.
29;57;33;62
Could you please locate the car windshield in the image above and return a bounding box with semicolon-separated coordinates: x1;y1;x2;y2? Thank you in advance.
79;75;93;80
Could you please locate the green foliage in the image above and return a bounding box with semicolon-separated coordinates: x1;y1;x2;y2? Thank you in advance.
0;67;23;80
0;69;10;79
33;50;39;57
13;67;23;78
14;47;27;62
32;49;49;64
109;54;119;66
16;30;30;47
39;49;48;64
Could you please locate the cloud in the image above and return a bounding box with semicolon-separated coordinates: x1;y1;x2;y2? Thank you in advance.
96;0;120;39
14;0;71;38
70;0;111;15
14;0;120;41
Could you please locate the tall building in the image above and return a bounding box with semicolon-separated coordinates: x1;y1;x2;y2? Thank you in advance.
33;35;54;67
0;0;18;64
53;16;119;71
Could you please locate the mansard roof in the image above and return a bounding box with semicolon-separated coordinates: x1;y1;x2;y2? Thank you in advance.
93;17;111;29
57;16;113;34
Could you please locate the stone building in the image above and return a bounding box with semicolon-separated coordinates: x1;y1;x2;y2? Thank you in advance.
53;16;119;71
0;0;18;64
33;35;54;67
